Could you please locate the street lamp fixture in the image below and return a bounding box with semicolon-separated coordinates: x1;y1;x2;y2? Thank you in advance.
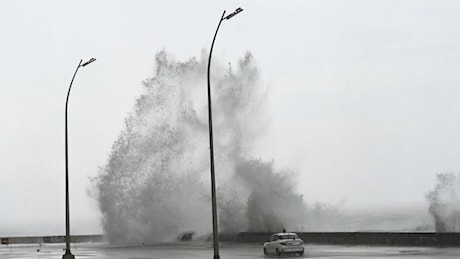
207;7;243;259
224;7;243;20
81;58;96;67
63;58;96;259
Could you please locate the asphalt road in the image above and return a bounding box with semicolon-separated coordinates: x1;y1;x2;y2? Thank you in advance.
1;242;460;258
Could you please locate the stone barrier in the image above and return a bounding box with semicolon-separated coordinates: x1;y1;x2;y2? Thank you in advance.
4;233;460;247
0;235;104;245
234;232;460;247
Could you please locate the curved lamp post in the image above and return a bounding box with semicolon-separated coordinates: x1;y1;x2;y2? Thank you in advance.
207;7;243;259
63;58;96;259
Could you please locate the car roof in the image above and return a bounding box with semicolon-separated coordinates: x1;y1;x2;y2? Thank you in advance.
273;232;298;236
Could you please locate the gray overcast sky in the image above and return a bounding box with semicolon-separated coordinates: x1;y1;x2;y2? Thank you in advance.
1;0;460;236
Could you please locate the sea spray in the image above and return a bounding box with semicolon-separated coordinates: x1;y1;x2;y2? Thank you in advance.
234;158;308;232
427;173;460;232
93;50;310;243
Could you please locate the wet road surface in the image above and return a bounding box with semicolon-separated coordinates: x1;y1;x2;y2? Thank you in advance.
1;242;460;258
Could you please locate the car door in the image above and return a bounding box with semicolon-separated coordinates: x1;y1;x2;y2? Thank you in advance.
266;235;274;254
270;235;279;254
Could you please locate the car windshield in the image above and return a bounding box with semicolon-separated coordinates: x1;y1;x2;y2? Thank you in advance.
279;234;298;240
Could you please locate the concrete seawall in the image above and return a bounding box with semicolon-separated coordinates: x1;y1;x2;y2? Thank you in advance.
1;235;104;245
233;232;460;247
3;233;460;247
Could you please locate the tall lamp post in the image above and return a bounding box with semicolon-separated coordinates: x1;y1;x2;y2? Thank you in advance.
63;58;96;259
207;7;243;259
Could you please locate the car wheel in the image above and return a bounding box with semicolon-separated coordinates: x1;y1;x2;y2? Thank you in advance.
264;247;268;255
276;248;281;257
299;250;304;256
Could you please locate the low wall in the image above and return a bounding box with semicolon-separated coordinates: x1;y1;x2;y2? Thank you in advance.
4;233;460;247
234;232;460;247
1;235;104;245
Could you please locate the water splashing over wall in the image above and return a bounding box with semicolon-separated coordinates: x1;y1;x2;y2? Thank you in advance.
93;50;309;243
427;173;460;232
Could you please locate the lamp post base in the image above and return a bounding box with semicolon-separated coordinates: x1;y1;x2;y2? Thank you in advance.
62;250;75;259
213;255;220;259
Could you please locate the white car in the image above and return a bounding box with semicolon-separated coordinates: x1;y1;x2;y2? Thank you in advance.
263;232;304;256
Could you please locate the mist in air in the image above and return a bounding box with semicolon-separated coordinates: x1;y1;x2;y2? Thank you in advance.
91;50;325;243
427;173;460;232
89;49;458;243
